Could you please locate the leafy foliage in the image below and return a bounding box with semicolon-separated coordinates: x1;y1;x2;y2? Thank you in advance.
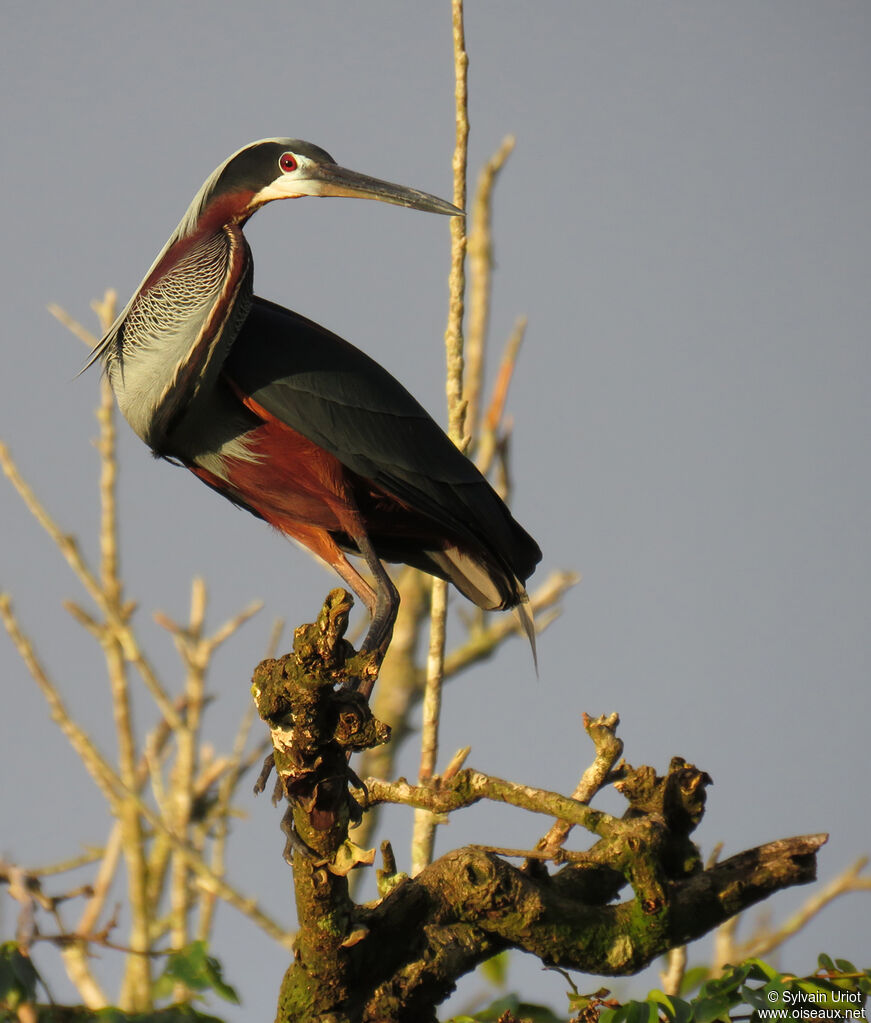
152;942;239;1006
89;1008;227;1022
0;941;41;1013
1;940;237;1022
479;952;511;990
449;992;565;1022
591;956;869;1023
448;956;870;1023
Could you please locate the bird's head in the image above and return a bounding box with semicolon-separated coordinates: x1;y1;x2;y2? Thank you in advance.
191;138;461;229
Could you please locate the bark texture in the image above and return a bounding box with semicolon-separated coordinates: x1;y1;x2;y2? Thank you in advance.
255;591;827;1023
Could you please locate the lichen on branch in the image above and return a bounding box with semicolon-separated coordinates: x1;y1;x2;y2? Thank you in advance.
253;590;828;1023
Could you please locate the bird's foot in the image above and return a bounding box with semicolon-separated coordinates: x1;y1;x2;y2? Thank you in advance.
280;809;321;864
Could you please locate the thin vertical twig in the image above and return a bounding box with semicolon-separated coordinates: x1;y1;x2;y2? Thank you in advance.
464;135;515;445
90;294;152;1010
93;292;121;609
197;698;258;941
660;944;687;997
192;613;284;928
412;0;469;875
169;578;208;983
62;825;124;1010
444;0;469;449
411;582;449;873
0;596;125;807
475;316;527;487
349;567;428;890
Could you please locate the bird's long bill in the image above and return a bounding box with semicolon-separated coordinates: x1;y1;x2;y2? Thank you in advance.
305;163;462;216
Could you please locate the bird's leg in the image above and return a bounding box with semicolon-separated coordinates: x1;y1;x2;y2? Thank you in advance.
354;533;400;659
329;540;399;664
280;807;321;864
253;752;276;795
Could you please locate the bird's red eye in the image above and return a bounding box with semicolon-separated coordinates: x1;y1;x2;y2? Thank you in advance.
279;153;298;173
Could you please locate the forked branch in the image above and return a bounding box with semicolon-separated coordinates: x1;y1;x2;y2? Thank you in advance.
254;590;827;1023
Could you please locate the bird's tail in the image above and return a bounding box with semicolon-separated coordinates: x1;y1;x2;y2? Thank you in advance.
514;598;538;674
428;546;537;669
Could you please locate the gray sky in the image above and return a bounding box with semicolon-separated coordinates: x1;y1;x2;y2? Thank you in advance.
2;2;869;1018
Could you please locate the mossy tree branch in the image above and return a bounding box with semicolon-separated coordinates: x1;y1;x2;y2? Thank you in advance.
256;590;827;1023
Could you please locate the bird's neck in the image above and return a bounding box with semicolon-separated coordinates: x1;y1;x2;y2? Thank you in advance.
107;223;253;451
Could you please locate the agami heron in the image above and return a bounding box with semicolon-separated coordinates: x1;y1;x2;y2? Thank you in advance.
94;139;541;657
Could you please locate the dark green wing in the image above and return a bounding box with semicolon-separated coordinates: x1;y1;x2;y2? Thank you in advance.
224;296;540;583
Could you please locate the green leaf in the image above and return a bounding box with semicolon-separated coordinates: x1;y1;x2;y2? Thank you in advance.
647;989;675;1018
645;989;692;1023
818;953;836;973
679;965;711;996
625;999;660;1023
599;1006;627;1023
699;963;752;999
465;992;519;1020
0;942;39;1010
94;1009;227;1022
756;979;793;1021
153;941;239;1005
511;1002;565;1023
692;993;733;1023
742;958;780;983
835;958;858;974
479;950;510;988
673;997;694;1023
741;984;774;1011
797;978;840;997
472;994;564;1022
